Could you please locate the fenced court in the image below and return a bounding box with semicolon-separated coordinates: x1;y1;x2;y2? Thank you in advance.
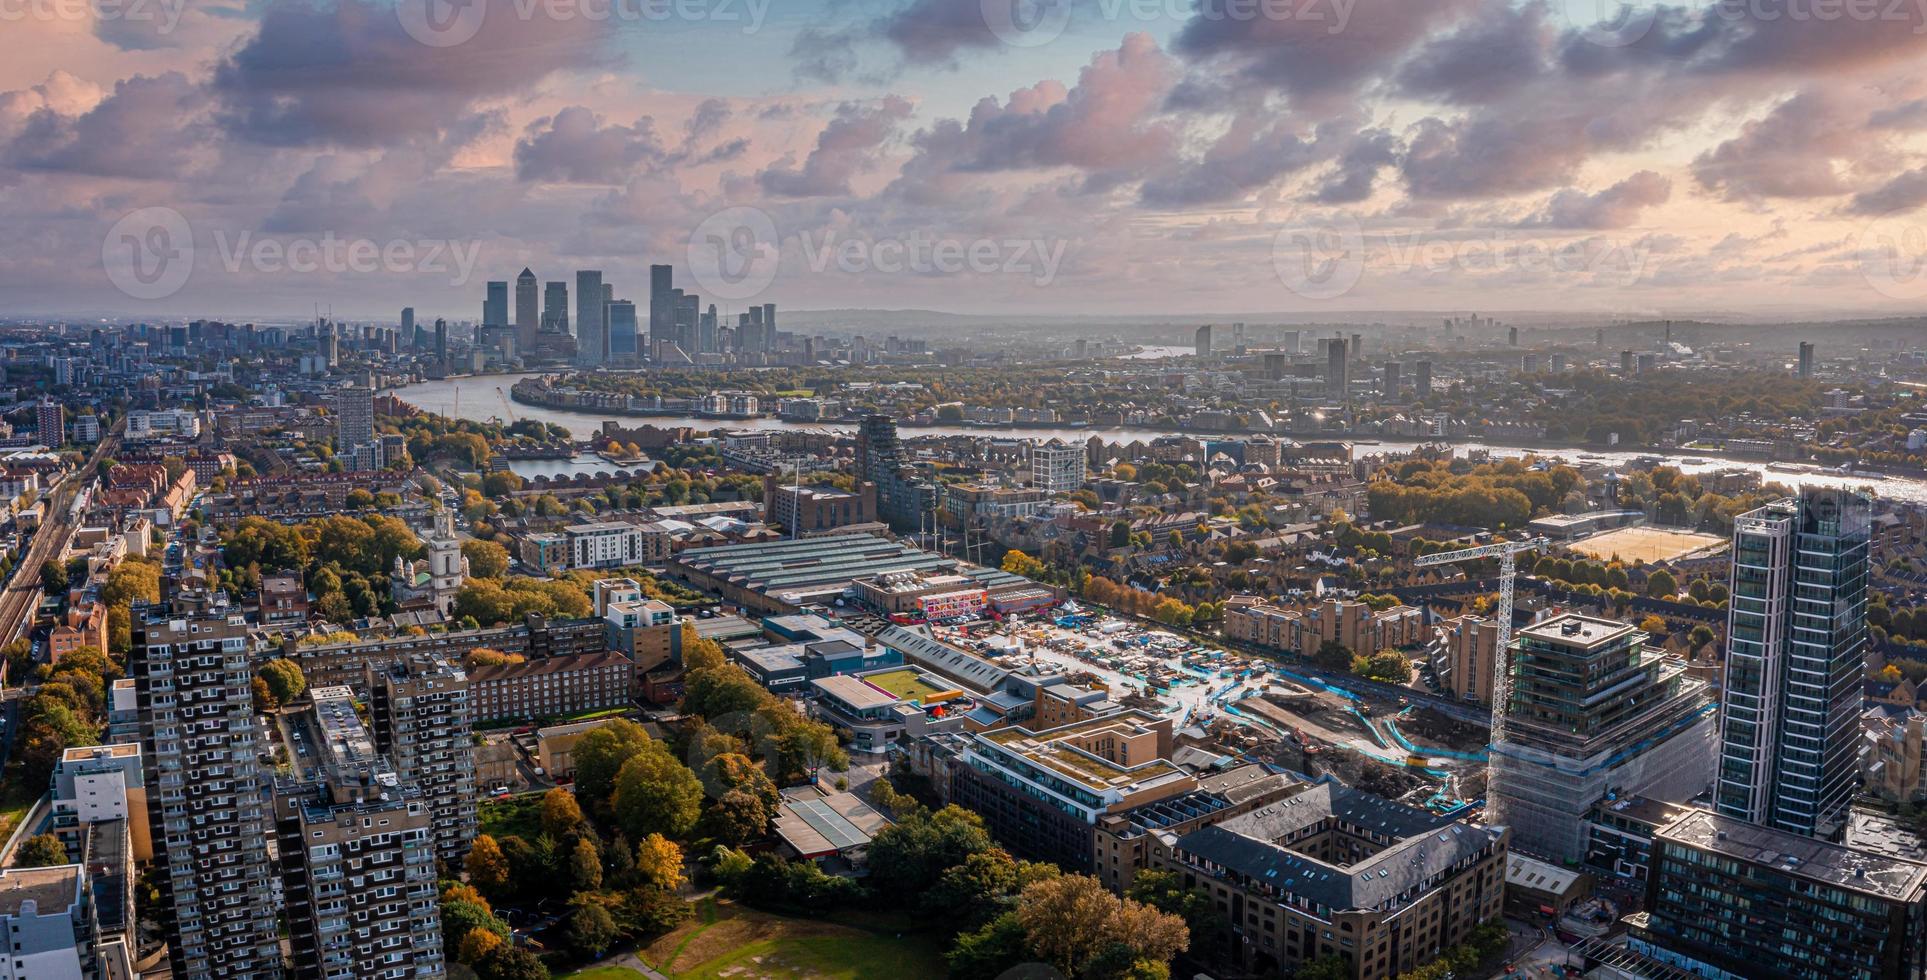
1566;526;1726;564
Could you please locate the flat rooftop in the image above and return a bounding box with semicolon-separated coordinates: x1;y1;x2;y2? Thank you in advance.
310;685;377;771
1517;614;1638;649
0;865;80;917
773;791;893;857
61;742;139;762
981;713;1183;792
811;673;900;711
1658;809;1927;902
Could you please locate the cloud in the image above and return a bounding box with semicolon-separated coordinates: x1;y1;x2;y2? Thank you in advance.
760;97;913;198
1173;0;1482;106
1138;115;1327;209
1691;89;1862;201
1850;167;1927;215
212;0;608;149
1310;128;1399;204
1518;170;1671;229
895;34;1178;196
515;108;667;184
1394;0;1552;105
5;72;205;178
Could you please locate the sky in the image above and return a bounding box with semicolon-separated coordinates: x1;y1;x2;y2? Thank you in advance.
6;0;1927;321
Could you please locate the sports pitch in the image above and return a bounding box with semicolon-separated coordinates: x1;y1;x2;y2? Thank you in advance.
1566;526;1727;563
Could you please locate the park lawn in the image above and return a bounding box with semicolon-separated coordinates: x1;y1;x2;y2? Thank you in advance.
0;761;40;843
478;793;543;840
557;969;648;980
642;899;945;980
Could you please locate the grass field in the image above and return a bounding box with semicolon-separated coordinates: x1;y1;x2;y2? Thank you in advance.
857;669;953;703
639;899;945;980
478;793;543;840
1567;526;1726;563
557;969;648;980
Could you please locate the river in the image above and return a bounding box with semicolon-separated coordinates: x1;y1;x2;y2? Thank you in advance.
387;373;1927;503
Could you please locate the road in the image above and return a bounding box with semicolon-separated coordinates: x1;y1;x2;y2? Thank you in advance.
0;426;122;650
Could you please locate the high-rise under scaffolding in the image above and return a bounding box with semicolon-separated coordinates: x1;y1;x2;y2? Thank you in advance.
1491;614;1717;861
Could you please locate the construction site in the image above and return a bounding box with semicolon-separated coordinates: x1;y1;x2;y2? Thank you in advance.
949;613;1495;818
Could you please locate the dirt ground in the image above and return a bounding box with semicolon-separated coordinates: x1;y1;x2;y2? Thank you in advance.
1566;526;1725;563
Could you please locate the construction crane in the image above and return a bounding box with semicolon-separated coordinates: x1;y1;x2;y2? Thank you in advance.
1413;536;1548;825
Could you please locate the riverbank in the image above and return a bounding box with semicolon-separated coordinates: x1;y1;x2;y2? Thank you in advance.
390;374;1927;504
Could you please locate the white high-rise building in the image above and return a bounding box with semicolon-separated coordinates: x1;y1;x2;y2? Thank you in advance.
1030;439;1086;494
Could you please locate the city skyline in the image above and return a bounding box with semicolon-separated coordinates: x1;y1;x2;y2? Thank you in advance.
9;1;1927;317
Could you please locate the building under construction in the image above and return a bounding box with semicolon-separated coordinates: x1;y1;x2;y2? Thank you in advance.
1492;614;1717;861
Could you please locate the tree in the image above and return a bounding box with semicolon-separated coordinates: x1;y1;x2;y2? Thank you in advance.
573;719;653;804
947;911;1029;978
455;927;503;965
540;787;586;838
565;897;620;959
1350;651;1408;684
1016;875;1188;979
1311;639;1353;672
1002;549;1046;579
465;834;512;899
1689;624;1717;655
14;834;67;868
39;559;67;595
612;744;704;840
1126;870;1220;938
477;945;549;980
1639;614;1670;636
463;539;511;579
569;836;603;891
1644;569;1678;598
635;833;686;893
926;848;1059;932
868;805;994;901
704;789;770;846
1296;957;1354;980
257;659;307;707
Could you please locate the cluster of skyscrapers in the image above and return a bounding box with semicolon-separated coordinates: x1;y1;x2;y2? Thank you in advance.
479;265;778;368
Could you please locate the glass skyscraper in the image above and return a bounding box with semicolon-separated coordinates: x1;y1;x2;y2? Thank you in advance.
1716;487;1872;840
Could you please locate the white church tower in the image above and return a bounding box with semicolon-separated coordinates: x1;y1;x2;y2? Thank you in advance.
426;507;466;615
